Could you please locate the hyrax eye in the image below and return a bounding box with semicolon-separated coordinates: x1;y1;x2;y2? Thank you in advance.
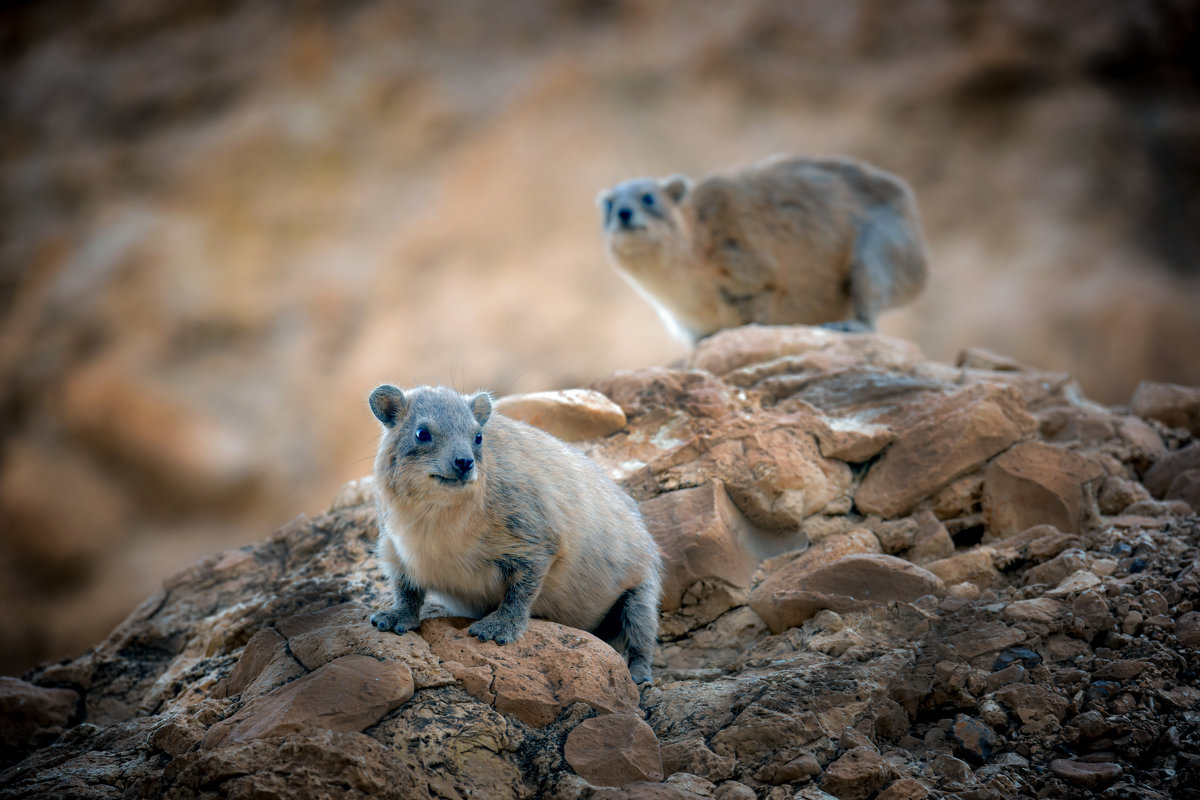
474;433;483;446
641;193;655;206
415;427;432;443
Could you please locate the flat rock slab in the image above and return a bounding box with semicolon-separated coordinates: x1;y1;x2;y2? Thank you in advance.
420;617;640;728
564;713;664;787
201;654;414;748
495;389;627;441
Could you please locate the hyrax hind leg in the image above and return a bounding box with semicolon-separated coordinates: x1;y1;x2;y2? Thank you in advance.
620;580;660;685
825;205;925;333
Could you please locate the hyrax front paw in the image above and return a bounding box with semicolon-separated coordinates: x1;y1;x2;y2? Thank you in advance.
468;613;526;645
371;609;418;634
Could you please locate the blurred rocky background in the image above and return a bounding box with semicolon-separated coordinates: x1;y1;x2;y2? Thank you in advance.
1;0;1198;675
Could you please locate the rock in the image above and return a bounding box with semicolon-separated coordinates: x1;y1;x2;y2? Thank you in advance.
995;684;1068;724
1143;442;1200;498
821;746;891;800
1046;570;1102;599
929;753;972;782
590;368;734;422
754;751;821;784
950;714;998;765
640;481;763;612
419;617;640;727
564;714;664;787
857;384;1036;518
1097;476;1151;515
924;548;1002;589
1069;590;1115;640
495;389;627;441
982;441;1104;537
749;553;942;633
201;655;414;748
1176;611;1200;649
686;325;922;379
1023;548;1088;587
1049;758;1123;789
875;777;929;800
1038;405;1116;444
0;677;79;754
1166;469;1200;510
1002;598;1064;628
1130;380;1200;435
660;738;737;782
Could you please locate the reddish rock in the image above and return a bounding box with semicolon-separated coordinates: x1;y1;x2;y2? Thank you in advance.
857;384;1036;518
494;389;627;441
1096;476;1151;515
213;628;287;699
925;547;1002;590
201;655;414;748
590;367;733;421
821;745;891;800
639;481;762;612
1176;611;1200;649
996;684;1069;723
420;617;639;728
1049;758;1122;789
876;777;929;800
1166;469;1200;510
1131;380;1200;435
750;553;942;634
813;414;897;463
982;441;1104;537
564;714;664;787
0;677;79;752
1038;405;1116;444
659;738;736;782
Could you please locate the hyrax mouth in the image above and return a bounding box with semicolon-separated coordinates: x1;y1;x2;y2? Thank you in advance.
430;473;473;487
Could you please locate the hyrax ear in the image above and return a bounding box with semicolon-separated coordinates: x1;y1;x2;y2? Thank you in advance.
469;391;493;426
662;175;690;204
369;385;408;428
595;189;614;219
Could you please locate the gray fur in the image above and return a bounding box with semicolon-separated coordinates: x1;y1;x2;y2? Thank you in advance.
369;384;662;683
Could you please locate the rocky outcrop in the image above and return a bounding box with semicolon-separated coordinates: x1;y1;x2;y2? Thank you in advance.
4;326;1198;800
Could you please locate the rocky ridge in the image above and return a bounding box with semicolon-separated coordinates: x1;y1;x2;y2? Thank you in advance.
2;325;1198;800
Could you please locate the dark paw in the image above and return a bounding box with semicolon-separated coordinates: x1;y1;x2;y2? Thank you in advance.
629;659;653;685
468;614;525;644
371;609;417;633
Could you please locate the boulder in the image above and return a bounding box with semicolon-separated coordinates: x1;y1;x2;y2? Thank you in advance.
857;384;1037;518
564;714;664;787
982;441;1104;537
1131;380;1200;435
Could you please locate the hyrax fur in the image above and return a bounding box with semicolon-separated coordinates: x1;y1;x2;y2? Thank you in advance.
368;384;662;684
599;154;928;343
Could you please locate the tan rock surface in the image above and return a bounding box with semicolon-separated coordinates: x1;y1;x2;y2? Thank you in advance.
495;389;627;441
564;714;664;787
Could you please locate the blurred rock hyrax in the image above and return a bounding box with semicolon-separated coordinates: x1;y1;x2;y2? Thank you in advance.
368;384;662;683
599;154;928;343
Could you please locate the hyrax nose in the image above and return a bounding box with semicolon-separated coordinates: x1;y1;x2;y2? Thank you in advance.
617;207;633;225
452;456;474;477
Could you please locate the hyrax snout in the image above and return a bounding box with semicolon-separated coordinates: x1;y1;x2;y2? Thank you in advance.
368;384;662;684
599;154;928;343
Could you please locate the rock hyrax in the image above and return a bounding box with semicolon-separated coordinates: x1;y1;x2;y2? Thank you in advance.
599;154;928;343
368;384;662;684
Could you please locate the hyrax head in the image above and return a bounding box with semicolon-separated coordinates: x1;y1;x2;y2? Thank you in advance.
369;385;492;498
597;175;691;243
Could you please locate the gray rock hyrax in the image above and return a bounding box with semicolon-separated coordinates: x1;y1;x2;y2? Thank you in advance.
598;154;928;343
368;384;662;684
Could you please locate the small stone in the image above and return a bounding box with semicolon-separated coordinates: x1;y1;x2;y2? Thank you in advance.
754;752;821;785
982;441;1104;537
1143;442;1200;498
1046;570;1102;598
995;684;1068;724
1176;611;1200;649
950;714;998;766
821;746;891;800
1049;758;1122;789
875;777;929;800
1130;380;1200;435
564;713;664;787
930;752;972;782
992;647;1042;672
1097;476;1150;515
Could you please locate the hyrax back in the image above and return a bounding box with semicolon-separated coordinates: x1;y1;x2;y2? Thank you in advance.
598;154;928;343
368;384;661;683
